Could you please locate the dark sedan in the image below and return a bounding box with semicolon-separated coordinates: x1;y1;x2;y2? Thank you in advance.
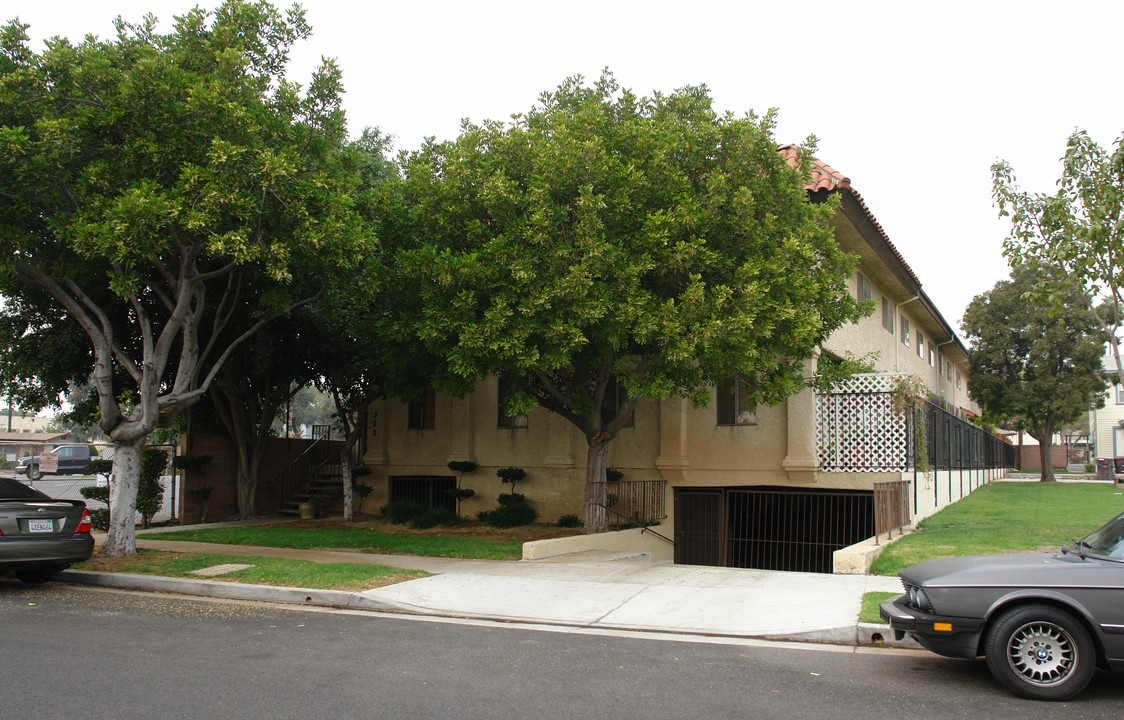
881;510;1124;700
0;477;94;583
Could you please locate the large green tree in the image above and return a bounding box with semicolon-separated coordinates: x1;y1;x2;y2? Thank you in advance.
0;1;370;554
993;130;1124;385
388;72;865;528
962;268;1107;482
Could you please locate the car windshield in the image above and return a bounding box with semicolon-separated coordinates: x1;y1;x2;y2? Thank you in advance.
1076;513;1124;559
0;477;50;500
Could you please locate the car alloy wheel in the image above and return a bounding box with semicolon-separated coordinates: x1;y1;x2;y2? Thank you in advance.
985;604;1095;700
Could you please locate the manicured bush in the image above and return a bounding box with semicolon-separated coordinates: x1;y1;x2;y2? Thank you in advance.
409;507;461;529
137;448;168;527
85;459;114;476
89;508;110;531
496;492;526;506
480;500;538;528
557;514;582;528
606;468;624;482
496;466;526;495
381;501;428;525
80;485;110;504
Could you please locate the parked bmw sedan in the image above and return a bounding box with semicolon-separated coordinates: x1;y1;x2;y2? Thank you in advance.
0;477;94;583
881;510;1124;700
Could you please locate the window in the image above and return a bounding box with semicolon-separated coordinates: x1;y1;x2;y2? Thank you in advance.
407;386;435;430
956;371;962;390
1117;385;1124;405
601;375;634;428
928;346;935;367
717;378;758;426
916;331;925;358
497;376;529;429
946;359;952;381
856;272;872;303
937;354;943;374
900;315;910;348
881;296;894;333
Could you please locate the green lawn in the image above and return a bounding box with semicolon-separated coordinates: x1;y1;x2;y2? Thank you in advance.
148;525;526;560
870;482;1124;577
76;551;428;592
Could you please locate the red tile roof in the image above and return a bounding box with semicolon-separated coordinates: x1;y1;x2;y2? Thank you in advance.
778;143;918;287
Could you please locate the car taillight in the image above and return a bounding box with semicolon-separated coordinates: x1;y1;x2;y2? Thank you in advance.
75;508;92;534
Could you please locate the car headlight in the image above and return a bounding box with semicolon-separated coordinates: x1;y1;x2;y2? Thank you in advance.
909;586;934;613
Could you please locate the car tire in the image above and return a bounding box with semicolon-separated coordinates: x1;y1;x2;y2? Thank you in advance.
27;465;41;481
984;603;1095;701
14;567;60;584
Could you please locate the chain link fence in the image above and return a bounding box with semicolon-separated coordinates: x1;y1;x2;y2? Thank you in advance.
3;441;182;527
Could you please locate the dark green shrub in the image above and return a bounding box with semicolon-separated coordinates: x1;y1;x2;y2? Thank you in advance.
497;492;525;506
447;460;478;475
606;468;624;482
186;485;214;523
85;459;114;476
409;507;460;529
480;500;538;528
557;513;582;528
137;448;168;527
80;486;110;504
381;501;428;524
170;454;212;473
89;509;110;531
496;466;526;495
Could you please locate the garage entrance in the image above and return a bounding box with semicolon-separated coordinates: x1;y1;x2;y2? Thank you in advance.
674;487;874;573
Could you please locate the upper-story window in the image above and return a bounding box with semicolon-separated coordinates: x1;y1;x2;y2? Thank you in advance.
717;378;758;426
946;359;953;381
928;346;935;367
1117;385;1124;405
881;296;894;334
407;385;436;430
900;315;910;348
856;272;872;303
916;331;925;358
956;370;962;390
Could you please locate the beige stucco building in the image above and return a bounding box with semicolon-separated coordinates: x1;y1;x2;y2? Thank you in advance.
358;149;1010;573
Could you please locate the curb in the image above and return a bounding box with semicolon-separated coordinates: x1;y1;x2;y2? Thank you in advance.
54;570;918;649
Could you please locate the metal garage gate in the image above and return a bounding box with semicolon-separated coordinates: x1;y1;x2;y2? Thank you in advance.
674;487;874;573
388;475;457;512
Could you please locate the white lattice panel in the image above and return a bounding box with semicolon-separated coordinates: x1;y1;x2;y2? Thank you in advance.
816;373;910;472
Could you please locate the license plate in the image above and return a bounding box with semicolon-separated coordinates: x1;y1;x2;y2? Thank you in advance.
28;519;54;533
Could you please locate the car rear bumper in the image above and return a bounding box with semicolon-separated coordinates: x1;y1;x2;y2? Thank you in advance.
0;534;95;572
880;594;986;659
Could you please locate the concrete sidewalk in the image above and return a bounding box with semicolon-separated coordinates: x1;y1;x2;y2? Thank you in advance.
59;530;906;647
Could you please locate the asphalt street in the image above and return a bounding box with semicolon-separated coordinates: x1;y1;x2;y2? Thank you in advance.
4;581;1123;719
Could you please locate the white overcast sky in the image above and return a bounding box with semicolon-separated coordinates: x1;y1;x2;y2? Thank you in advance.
13;0;1124;337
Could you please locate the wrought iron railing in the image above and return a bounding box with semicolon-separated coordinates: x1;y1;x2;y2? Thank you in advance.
588;479;667;529
276;432;334;513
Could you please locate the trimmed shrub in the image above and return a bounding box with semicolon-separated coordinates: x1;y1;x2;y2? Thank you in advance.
496;492;525;506
557;514;582;528
606;468;624;482
137;448;168;527
381;501;428;525
80;486;110;504
480;500;538;528
409;507;461;529
85;459;114;476
89;509;110;531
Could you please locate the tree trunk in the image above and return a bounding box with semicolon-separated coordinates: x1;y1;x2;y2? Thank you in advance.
102;437;145;556
584;440;610;531
1038;439;1057;483
342;459;354;522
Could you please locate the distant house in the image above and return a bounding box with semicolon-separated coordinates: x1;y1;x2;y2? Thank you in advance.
359;148;1013;573
1089;359;1124;461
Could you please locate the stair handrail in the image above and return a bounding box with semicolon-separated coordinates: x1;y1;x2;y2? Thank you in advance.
275;435;332;512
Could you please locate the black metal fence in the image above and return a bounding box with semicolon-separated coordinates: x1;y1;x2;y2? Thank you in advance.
921;401;1014;470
